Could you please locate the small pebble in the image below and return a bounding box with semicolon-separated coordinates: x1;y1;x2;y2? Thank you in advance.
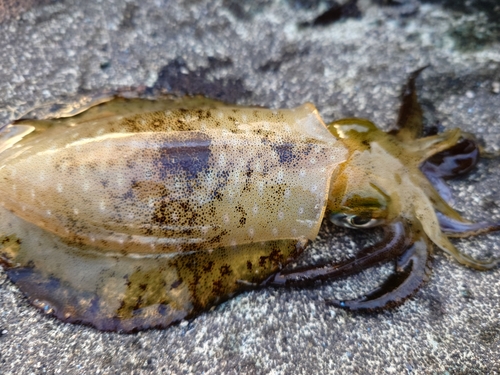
492;82;500;94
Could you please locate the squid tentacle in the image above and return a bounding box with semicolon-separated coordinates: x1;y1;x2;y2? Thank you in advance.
420;138;481;206
421;173;454;205
327;236;432;311
437;212;500;238
393;66;427;142
422;138;480;179
264;221;408;287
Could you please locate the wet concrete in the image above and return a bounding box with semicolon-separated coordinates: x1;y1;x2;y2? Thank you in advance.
1;0;500;373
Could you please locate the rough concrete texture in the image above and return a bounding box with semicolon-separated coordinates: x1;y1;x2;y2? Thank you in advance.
1;0;500;373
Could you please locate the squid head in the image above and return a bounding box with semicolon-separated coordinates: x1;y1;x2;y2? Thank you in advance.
270;70;500;310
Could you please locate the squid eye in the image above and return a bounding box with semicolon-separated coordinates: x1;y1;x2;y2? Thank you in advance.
329;213;383;229
346;215;382;228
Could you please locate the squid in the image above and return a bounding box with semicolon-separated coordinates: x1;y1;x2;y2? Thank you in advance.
0;70;498;331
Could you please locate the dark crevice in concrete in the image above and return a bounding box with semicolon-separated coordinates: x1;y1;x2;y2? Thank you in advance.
299;0;361;27
154;58;251;101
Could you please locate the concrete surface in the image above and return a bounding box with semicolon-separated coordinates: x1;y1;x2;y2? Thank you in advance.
1;0;500;373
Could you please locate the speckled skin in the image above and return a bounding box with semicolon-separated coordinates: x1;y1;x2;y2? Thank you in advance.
0;96;346;331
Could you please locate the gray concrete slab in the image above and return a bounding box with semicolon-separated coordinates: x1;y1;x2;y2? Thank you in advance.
1;0;500;373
